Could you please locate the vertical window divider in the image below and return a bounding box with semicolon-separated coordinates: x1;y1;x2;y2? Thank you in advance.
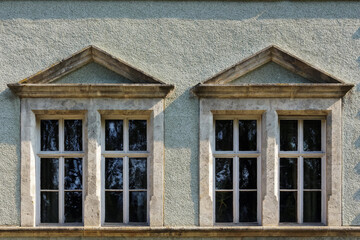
124;156;129;224
298;156;304;224
124;118;129;152
234;156;239;223
59;157;64;224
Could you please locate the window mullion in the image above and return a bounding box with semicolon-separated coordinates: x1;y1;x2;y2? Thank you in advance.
298;156;303;224
234;118;239;152
124;156;129;224
234;156;239;223
124;119;129;153
59;157;64;224
59;118;64;153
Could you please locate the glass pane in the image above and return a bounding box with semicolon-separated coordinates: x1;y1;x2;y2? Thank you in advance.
239;191;257;222
41;192;58;223
105;120;123;151
215;191;233;222
129;120;147;151
239;158;257;189
239;120;257;151
65;158;82;190
303;120;322;151
280;120;298;151
129;191;147;222
280;158;297;189
304;158;321;189
41;158;59;190
280;191;297;222
215;120;233;151
215;158;233;190
303;191;321;222
129;158;147;189
105;158;123;189
105;191;123;223
64;191;82;223
64;120;82;151
41;120;59;151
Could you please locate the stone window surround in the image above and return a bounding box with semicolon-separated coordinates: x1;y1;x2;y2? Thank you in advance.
199;98;342;226
20;98;165;227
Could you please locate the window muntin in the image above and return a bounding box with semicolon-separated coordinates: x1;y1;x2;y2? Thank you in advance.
102;117;149;225
38;117;84;225
279;118;325;224
213;116;261;224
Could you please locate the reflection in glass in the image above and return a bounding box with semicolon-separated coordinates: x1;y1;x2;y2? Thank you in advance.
105;158;123;189
215;120;233;151
303;191;321;222
105;120;123;151
280;191;297;222
239;191;257;222
129;120;147;151
304;120;321;151
280;120;298;151
64;120;82;151
129;158;147;189
215;158;233;190
280;158;297;189
304;158;321;189
239;120;257;151
41;192;58;223
41;120;59;151
215;191;233;222
64;191;82;223
65;158;82;190
105;191;123;223
239;158;257;189
130;191;147;222
41;158;59;190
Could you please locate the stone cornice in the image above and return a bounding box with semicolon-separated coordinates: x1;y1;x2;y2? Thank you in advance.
7;83;174;98
192;83;354;98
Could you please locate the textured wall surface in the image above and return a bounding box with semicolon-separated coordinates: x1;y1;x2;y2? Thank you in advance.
0;0;359;230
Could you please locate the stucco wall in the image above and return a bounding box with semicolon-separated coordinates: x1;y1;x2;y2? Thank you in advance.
0;0;359;231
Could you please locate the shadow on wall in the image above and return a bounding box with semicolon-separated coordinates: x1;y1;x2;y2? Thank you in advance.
353;162;360;225
353;28;360;39
0;1;359;20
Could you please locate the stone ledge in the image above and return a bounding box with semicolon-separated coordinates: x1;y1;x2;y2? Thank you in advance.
1;226;360;237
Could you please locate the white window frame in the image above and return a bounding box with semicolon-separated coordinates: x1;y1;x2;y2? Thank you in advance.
213;115;262;225
278;116;326;225
36;115;85;226
101;115;150;225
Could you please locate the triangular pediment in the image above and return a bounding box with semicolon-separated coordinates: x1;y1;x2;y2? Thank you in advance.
192;45;353;98
8;45;174;98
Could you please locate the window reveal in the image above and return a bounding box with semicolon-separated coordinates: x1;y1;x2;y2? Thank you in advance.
214;118;260;224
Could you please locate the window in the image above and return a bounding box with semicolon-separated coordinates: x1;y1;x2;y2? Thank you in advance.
213;116;261;224
101;116;149;225
279;118;325;224
37;117;84;225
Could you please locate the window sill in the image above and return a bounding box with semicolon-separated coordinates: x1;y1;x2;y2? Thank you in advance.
1;226;360;237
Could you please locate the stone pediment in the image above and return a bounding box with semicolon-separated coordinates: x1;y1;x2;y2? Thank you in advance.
8;45;174;98
192;45;353;98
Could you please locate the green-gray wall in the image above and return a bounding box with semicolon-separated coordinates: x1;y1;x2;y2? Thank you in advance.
0;1;359;237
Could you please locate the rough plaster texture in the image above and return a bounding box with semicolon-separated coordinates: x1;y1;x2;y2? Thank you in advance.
0;0;359;234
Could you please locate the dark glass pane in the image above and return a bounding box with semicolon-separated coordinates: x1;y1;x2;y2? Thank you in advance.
280;191;297;222
41;192;58;223
129;120;147;151
239;191;257;222
129;158;147;189
304;158;321;189
105;120;123;151
303;191;321;222
64;191;82;223
280;158;297;189
280;120;298;151
105;191;123;223
65;158;82;190
215;120;233;151
105;158;123;189
64;120;82;151
239;120;257;151
239;158;257;189
303;120;322;152
41;158;59;190
215;191;233;222
215;158;233;190
129;191;147;222
41;120;59;151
